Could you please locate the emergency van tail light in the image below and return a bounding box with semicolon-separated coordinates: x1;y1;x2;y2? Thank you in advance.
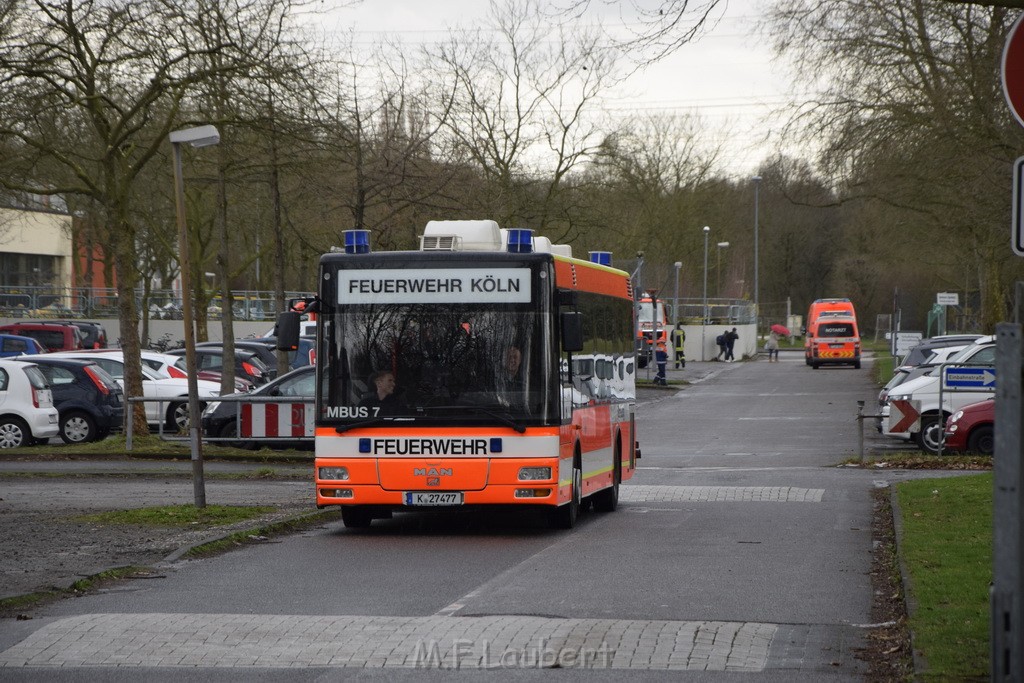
343;229;371;254
83;365;111;395
507;228;534;253
589;251;612;266
515;488;551;498
518;466;552;481
319;467;350;481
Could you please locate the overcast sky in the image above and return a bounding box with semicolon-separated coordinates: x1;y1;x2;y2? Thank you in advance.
306;0;800;177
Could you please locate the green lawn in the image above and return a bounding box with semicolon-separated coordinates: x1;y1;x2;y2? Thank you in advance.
896;474;992;679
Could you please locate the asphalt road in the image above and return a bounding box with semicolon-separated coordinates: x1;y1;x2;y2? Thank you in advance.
0;352;948;681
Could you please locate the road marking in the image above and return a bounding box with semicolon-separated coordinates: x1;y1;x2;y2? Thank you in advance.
0;612;778;671
621;485;825;503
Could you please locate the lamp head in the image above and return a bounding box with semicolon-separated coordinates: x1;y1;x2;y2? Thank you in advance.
169;125;220;148
703;226;710;233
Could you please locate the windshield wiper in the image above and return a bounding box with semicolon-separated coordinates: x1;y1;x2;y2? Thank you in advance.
335;417;412;433
418;404;526;433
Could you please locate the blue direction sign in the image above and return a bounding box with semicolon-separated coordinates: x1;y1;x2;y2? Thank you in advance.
942;367;996;391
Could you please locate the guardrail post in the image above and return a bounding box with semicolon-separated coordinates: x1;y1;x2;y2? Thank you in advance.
857;400;865;463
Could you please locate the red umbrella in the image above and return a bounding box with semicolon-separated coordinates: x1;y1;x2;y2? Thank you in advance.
771;323;791;335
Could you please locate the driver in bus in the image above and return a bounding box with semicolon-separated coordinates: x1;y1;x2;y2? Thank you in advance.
359;370;403;415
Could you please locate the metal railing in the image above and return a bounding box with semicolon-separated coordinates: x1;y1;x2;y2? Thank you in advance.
125;394;315;450
0;285;312;320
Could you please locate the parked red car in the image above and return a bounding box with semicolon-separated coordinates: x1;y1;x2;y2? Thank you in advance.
943;398;994;455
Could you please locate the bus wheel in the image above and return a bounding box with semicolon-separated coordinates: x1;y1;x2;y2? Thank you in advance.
549;458;581;529
593;449;621;513
341;506;373;529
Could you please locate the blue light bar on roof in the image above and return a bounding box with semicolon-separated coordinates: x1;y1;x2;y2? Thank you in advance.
343;230;371;254
507;228;534;253
589;251;612;266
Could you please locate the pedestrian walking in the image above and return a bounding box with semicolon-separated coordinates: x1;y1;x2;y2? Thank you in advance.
724;328;738;362
765;329;780;362
654;342;669;385
715;333;727;361
672;327;686;369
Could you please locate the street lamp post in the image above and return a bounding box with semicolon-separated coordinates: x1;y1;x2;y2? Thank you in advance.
702;226;710;361
752;175;762;331
673;261;682;327
716;241;730;297
170;124;220;509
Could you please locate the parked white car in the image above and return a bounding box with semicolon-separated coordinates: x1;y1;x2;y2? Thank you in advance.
883;335;995;453
47;351;222;431
0;359;59;448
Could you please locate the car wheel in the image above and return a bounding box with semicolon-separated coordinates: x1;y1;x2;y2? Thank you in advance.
218;421;256;450
341;506;373;529
60;411;97;444
549;454;582;529
0;417;30;449
914;415;945;455
167;401;205;433
967;425;994;456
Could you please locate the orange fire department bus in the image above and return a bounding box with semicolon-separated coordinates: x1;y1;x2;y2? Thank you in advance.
279;221;638;529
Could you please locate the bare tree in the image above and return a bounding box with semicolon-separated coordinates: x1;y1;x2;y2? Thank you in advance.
0;0;295;433
432;0;620;242
766;0;1024;328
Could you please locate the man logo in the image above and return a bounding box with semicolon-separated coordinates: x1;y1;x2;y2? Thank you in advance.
413;467;453;476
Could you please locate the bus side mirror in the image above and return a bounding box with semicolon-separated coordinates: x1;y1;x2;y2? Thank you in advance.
276;312;301;351
561;311;583;352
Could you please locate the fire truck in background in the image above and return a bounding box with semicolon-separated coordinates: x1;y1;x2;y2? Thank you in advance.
637;295;668;367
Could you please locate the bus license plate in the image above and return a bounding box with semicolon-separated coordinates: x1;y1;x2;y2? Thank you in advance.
405;492;463;506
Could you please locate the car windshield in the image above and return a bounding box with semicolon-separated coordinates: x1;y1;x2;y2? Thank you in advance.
321;304;554;424
946;344;994;365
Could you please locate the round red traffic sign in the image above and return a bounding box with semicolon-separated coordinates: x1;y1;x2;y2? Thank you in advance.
1005;13;1024;128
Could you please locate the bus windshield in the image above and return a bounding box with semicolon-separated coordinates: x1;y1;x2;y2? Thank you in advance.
320;304;556;425
637;300;666;326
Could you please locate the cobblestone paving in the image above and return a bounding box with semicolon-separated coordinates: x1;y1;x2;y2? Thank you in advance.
0;613;782;670
620;485;825;503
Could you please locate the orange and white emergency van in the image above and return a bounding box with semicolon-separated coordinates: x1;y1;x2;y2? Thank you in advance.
804;298;857;365
807;315;861;369
277;221;638;529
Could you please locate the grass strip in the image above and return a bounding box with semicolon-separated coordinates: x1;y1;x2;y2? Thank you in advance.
77;504;275;527
896;473;991;680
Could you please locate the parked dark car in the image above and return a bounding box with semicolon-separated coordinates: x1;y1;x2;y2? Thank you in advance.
53;320;109;349
0;322;84;352
167;347;271;387
202;365;314;449
196;340;280;381
0;334;46;358
25;356;124;443
250;336;316;370
899;335;982;369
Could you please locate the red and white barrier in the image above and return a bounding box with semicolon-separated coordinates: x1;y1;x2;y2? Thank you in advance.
240;403;313;438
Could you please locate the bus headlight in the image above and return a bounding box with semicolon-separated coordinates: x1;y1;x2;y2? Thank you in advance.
319;467;350;481
518;466;551;481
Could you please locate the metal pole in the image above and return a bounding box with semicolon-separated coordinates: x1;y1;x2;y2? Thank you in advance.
702;226;709;361
753;176;761;332
993;322;1023;681
673;262;681;328
172;142;206;509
